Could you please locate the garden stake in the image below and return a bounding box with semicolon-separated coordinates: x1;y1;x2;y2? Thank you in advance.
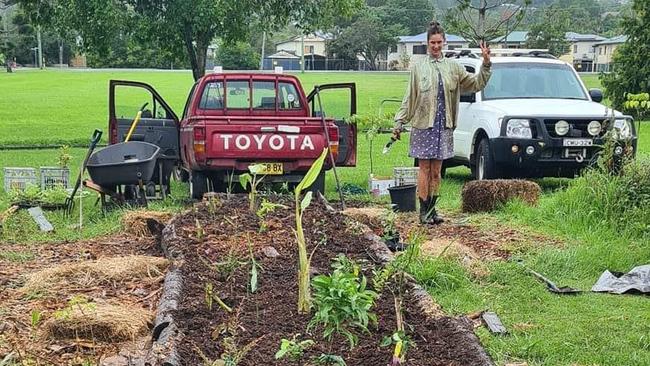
313;86;346;210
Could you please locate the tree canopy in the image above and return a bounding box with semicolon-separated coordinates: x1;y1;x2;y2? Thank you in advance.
525;5;570;56
601;0;650;110
18;0;363;80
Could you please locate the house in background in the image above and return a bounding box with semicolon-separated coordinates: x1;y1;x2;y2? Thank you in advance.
564;32;605;72
593;35;627;72
387;32;470;68
489;31;528;49
267;32;334;70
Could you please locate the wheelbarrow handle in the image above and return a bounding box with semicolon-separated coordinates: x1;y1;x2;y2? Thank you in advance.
90;129;102;146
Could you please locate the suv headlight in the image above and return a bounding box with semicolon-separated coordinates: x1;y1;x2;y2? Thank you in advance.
587;120;602;136
555;120;569;136
506;119;532;139
613;119;633;139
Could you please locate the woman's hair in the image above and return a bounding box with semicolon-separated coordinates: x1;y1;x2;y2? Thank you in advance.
427;21;446;40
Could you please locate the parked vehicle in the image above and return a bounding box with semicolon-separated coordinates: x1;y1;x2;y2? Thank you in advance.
109;73;357;198
445;50;637;179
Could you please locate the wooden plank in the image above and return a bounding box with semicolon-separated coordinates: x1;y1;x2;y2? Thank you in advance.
27;207;54;232
482;311;507;334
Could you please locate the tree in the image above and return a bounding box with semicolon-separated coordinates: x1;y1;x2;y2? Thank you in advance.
326;9;401;70
525;5;570;57
601;0;650;110
378;0;436;36
216;41;260;70
445;0;531;44
18;0;363;81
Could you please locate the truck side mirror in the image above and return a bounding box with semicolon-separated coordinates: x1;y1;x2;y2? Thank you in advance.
589;88;603;103
460;92;476;103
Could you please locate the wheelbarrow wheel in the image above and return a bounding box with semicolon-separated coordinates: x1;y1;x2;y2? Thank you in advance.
190;170;208;199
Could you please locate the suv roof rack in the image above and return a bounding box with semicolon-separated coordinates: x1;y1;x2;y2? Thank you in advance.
445;48;556;59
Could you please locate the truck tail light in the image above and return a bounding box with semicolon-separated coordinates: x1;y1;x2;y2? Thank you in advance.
328;126;339;157
193;127;206;155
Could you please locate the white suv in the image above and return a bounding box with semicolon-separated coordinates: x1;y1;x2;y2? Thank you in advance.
448;52;637;179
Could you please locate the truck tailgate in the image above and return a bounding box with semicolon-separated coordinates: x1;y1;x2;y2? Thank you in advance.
204;119;333;160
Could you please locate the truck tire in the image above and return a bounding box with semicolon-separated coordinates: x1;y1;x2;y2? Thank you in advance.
190;170;208;199
474;138;500;180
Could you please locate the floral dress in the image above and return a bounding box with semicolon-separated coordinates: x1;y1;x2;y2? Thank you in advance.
409;70;454;160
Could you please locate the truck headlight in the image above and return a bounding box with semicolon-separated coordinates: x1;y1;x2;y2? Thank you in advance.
506;119;532;139
614;119;632;139
555;120;569;136
587;120;602;136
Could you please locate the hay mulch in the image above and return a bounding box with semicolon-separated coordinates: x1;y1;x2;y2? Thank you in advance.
462;179;541;213
22;255;169;293
121;210;173;237
43;303;153;342
420;238;491;278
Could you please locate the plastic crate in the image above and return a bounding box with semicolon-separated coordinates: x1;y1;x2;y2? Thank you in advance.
3;167;37;192
369;174;395;197
40;167;71;190
393;167;419;186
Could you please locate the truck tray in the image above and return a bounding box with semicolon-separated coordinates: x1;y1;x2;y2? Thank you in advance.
87;141;160;187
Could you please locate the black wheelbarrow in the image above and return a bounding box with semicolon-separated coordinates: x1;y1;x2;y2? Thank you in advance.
85;141;160;207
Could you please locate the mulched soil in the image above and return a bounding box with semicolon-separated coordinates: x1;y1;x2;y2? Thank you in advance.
0;233;164;364
170;194;492;365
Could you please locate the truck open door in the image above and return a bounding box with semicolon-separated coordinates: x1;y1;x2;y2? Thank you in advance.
108;80;181;191
307;83;357;167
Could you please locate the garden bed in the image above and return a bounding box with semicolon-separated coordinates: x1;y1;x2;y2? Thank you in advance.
152;194;494;365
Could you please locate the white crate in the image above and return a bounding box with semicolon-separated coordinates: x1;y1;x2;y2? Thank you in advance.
3;167;37;192
40;167;71;190
369;174;395;197
394;167;419;186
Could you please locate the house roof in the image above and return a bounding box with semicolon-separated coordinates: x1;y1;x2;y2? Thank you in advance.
565;32;605;42
489;31;528;43
594;35;628;46
275;31;333;46
267;50;300;59
398;32;467;44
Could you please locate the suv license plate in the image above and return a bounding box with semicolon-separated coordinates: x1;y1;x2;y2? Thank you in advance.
257;163;283;175
563;139;593;147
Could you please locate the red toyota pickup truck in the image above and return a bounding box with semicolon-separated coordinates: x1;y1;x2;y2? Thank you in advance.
108;73;356;199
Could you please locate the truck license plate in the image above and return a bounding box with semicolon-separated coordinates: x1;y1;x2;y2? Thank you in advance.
563;139;593;147
258;163;283;175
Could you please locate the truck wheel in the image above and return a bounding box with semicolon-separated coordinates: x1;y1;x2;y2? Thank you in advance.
190;170;208;199
475;138;499;180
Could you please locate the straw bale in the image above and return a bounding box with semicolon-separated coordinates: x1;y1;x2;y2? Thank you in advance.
121;210;172;237
23;255;169;292
461;179;541;213
44;303;152;341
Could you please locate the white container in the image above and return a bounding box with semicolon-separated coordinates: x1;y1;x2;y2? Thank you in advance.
394;167;419;186
369;174;395;197
3;167;37;192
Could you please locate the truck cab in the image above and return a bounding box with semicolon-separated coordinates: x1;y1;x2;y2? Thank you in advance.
447;51;636;179
109;72;356;198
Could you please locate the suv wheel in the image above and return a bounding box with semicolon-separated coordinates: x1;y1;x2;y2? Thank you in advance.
475;138;499;180
190;170;208;199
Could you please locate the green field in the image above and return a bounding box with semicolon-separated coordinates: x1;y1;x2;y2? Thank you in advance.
1;69;649;366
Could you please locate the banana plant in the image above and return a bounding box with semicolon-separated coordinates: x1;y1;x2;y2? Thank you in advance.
294;148;328;313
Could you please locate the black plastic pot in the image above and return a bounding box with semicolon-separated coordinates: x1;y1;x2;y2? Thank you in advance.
388;184;416;212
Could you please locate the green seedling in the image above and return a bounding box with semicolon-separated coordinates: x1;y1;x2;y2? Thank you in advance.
195;218;204;241
313;353;347;366
274;334;315;361
239;164;266;212
57;145;72;168
294;148;328;313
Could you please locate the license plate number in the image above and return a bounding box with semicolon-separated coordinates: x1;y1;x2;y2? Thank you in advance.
257;163;283;175
563;139;593;147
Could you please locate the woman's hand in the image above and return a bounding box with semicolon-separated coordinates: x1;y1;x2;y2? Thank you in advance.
392;126;402;141
480;40;491;66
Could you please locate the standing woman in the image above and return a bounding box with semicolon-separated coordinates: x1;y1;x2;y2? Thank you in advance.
393;21;492;225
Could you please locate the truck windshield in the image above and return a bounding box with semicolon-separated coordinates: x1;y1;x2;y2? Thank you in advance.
482;63;587;100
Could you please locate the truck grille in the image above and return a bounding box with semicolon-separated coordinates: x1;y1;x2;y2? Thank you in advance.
543;118;609;138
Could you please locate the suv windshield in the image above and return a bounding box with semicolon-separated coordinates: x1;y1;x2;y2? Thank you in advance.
482;62;587;100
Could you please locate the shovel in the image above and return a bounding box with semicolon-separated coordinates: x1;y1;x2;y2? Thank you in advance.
64;129;103;216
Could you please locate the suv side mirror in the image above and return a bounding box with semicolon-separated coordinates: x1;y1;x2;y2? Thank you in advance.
589;88;603;103
460;92;476;103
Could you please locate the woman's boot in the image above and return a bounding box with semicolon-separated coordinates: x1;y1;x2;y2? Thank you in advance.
429;195;444;224
419;197;433;224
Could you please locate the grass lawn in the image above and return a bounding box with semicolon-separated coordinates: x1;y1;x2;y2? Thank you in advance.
1;69;649;365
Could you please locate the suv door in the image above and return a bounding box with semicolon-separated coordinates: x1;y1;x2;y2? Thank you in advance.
306;83;357;166
455;64;479;161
